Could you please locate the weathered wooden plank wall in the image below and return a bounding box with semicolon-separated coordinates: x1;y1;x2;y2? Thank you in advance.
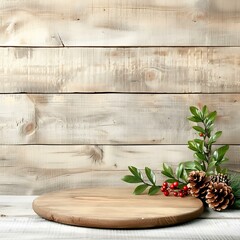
0;94;239;144
0;0;240;195
1;48;240;93
0;145;239;195
0;0;240;46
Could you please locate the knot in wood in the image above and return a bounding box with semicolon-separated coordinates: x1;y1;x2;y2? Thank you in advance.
23;122;36;136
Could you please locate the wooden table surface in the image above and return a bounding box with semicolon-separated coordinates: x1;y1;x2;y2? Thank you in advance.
0;196;239;240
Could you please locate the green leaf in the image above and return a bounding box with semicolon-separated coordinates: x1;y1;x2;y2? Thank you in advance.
122;175;142;183
202;105;208;118
188;141;198;151
163;163;168;172
209;131;222;144
133;184;148;195
188;116;202;123
208;123;214;132
148;185;160;195
220;157;229;164
194;139;203;144
194;152;206;162
165;179;176;183
206;160;216;175
162;163;174;178
190;106;201;118
176;163;183;180
208;160;217;170
194;161;203;171
128;166;142;180
193;126;205;133
217;145;229;160
183;161;196;170
161;170;174;179
145;167;156;185
213;150;218;161
200;140;205;152
206;111;217;124
181;169;188;183
213;145;229;162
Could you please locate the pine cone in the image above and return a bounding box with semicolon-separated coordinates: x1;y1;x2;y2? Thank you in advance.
187;171;210;200
210;173;230;185
205;182;234;211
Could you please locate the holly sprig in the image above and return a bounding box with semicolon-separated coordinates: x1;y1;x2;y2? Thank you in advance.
186;105;229;175
122;166;161;195
160;105;229;184
161;162;188;188
122;105;231;195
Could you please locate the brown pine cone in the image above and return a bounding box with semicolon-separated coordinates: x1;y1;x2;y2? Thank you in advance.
210;173;230;185
187;171;210;200
205;182;235;211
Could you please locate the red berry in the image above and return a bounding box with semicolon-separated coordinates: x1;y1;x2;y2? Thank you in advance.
170;184;175;189
179;192;184;198
163;182;168;187
173;182;179;188
199;133;204;137
164;191;169;196
161;187;166;192
173;192;178;197
183;186;188;191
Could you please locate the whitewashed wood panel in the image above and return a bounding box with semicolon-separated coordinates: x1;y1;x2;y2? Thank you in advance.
0;94;239;144
1;47;240;93
0;196;36;217
0;145;239;195
0;217;239;240
0;0;240;46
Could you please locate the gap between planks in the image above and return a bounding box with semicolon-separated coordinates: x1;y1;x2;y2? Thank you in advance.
0;92;240;95
2;46;240;48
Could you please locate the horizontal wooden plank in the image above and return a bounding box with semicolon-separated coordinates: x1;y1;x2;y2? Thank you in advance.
0;196;36;217
0;217;239;239
0;0;240;46
0;94;239;144
1;47;240;93
1;196;240;219
0;145;239;195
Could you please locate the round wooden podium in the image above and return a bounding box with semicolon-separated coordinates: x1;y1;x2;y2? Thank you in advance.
33;188;203;229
